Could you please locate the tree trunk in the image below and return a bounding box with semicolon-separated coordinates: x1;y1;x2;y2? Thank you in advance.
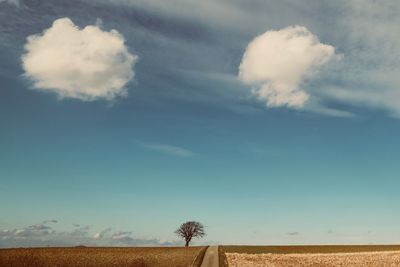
185;240;190;247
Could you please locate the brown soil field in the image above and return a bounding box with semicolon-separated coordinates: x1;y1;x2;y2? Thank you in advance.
0;246;207;267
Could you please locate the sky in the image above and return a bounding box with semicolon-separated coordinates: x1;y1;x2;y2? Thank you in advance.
1;0;400;247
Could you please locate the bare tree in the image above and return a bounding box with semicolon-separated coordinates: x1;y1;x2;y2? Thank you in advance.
175;221;206;247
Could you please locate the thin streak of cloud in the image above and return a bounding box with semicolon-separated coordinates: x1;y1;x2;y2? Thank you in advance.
286;232;300;236
43;219;58;224
0;0;19;6
141;142;195;157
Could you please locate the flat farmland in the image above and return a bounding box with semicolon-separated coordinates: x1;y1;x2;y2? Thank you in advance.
0;246;207;267
220;245;400;267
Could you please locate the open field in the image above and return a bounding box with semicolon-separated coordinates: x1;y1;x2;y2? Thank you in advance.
226;251;400;267
0;246;207;267
220;245;400;267
221;245;400;254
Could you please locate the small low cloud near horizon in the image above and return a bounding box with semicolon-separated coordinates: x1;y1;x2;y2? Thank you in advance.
22;17;137;101
0;220;180;248
286;232;300;236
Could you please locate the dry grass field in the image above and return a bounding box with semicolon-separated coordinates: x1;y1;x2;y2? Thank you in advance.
226;251;400;267
221;245;400;254
220;245;400;267
0;246;207;267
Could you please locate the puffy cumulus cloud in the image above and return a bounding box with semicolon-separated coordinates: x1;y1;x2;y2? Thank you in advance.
239;26;337;108
22;17;137;101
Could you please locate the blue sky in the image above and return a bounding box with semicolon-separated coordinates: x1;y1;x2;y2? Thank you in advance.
1;0;400;247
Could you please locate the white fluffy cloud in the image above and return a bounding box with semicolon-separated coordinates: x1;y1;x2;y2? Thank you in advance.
22;17;137;101
239;26;337;108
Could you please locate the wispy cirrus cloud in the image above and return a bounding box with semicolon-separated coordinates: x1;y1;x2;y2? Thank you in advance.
102;0;400;117
0;0;19;6
141;142;195;157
